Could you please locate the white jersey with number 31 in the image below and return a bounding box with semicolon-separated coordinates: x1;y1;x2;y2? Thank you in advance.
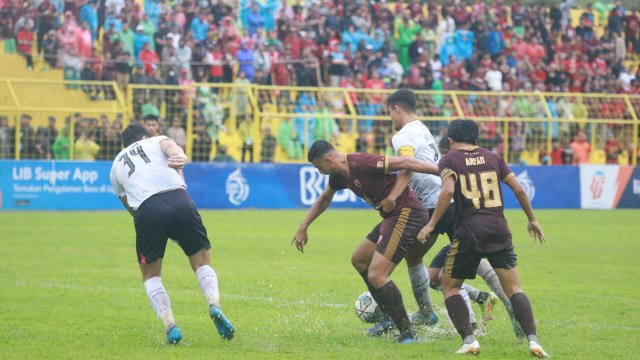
391;120;442;209
110;136;186;209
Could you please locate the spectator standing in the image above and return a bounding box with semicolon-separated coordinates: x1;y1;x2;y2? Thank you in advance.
396;16;422;70
79;0;98;42
238;115;254;163
52;125;71;160
166;116;187;149
74;131;100;160
277;117;303;160
36;0;58;57
571;131;590;164
203;94;224;146
260;125;277;162
191;121;212;162
237;40;255;81
17;23;35;70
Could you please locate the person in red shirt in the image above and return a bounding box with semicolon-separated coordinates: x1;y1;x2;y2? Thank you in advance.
206;42;224;83
340;73;359;108
365;68;385;105
271;47;293;86
139;42;160;76
549;138;564;165
604;134;622;163
512;36;528;61
17;23;35;70
525;37;545;65
283;30;303;59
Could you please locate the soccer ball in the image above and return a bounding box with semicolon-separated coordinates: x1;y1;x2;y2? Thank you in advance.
354;291;384;323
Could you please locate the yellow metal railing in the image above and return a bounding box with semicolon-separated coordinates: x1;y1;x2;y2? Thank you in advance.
0;78;638;166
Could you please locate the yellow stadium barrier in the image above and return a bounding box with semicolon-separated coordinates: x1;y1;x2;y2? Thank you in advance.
0;78;638;166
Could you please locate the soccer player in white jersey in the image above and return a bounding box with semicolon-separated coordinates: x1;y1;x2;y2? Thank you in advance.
363;88;452;335
370;89;519;337
110;124;234;344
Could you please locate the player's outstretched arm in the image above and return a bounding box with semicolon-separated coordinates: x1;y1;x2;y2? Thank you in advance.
505;176;546;244
160;138;188;170
418;175;455;242
380;170;412;213
387;156;439;175
292;186;336;253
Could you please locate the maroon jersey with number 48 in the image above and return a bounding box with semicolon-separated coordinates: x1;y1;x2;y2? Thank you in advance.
438;147;515;252
328;153;425;217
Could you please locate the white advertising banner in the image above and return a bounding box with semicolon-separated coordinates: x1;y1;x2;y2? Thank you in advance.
579;165;620;209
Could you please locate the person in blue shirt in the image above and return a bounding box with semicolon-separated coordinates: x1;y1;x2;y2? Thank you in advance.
440;35;460;65
144;0;161;29
133;26;151;65
341;25;358;54
237;40;255;81
262;0;279;33
190;12;209;43
487;28;504;56
104;11;122;33
79;0;98;42
370;29;386;52
247;3;265;37
454;25;474;61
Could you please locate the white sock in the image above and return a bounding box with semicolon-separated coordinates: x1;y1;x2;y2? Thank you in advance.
477;260;510;307
196;265;220;307
408;263;433;314
460;289;476;325
462;283;481;301
144;276;176;333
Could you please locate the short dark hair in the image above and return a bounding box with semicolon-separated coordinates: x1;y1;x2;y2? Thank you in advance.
447;119;479;145
307;140;335;162
438;135;451;154
387;89;416;113
144;114;159;123
122;124;149;147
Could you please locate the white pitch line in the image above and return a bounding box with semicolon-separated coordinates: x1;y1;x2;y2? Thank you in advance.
12;280;348;309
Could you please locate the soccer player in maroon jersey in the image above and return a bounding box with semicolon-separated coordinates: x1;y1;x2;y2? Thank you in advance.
417;119;549;357
292;140;439;343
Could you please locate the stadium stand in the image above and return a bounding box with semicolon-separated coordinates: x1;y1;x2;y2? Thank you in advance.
0;1;639;165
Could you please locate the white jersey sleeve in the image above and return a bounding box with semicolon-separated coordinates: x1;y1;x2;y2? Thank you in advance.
110;136;186;209
392;120;443;209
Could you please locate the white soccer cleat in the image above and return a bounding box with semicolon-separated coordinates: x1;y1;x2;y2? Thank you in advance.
528;341;550;358
455;340;480;355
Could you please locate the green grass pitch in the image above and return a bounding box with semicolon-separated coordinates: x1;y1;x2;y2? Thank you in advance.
1;209;639;359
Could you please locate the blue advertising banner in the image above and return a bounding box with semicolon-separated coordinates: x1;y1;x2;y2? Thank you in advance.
0;160;120;210
0;161;606;211
183;163;369;209
501;166;581;209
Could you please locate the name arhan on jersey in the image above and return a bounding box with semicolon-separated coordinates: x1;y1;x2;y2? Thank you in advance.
465;156;486;166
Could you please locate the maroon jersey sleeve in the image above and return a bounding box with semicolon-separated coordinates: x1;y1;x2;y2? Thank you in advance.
498;155;515;183
349;153;389;174
438;154;458;183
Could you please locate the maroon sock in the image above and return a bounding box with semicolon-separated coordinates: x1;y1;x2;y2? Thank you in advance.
510;293;537;337
445;294;474;339
375;281;411;333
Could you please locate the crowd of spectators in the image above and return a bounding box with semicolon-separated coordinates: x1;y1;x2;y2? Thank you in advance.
1;0;639;92
1;0;640;164
0;113;123;160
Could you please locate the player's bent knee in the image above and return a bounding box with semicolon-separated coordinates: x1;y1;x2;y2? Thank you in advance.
428;268;441;288
367;272;389;289
351;252;371;272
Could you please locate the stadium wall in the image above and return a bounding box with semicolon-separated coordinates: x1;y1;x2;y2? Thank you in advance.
1;161;638;210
